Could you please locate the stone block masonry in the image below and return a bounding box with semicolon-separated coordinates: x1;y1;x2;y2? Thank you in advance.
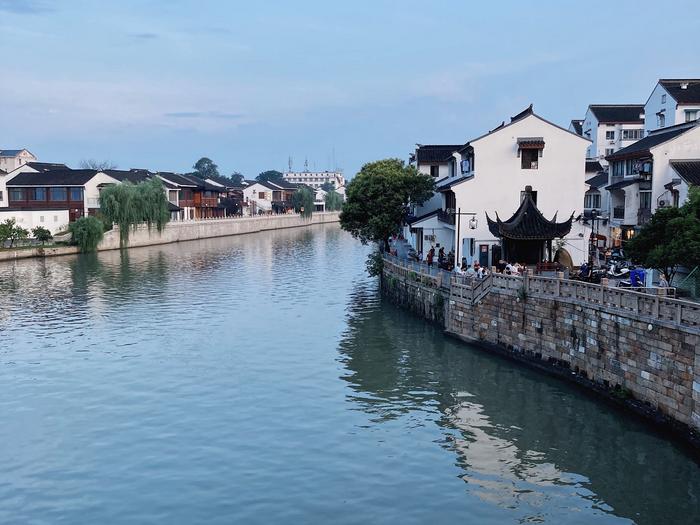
382;256;700;448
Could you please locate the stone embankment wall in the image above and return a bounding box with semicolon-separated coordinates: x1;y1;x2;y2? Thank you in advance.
382;256;700;443
0;212;340;262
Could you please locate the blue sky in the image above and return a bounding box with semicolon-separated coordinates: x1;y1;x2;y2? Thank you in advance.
2;0;700;179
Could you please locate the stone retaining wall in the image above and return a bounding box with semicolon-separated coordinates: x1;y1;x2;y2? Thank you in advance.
382;256;700;445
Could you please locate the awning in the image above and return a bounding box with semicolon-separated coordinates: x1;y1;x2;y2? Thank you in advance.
517;137;545;149
670;160;700;186
605;178;641;191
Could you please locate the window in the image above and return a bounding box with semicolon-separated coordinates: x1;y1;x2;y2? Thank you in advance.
0;190;3;201
585;193;601;209
50;187;67;201
685;109;699;122
520;149;539;169
640;191;652;210
606;130;615;140
69;188;83;201
33;188;47;201
430;165;439;178
54;215;58;222
612;161;624;177
258;192;266;199
9;188;24;201
40;216;45;223
622;129;644;140
657;113;665;128
661;94;666;103
605;148;615;156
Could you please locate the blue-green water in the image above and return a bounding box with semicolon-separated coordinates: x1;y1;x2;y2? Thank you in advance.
0;224;698;524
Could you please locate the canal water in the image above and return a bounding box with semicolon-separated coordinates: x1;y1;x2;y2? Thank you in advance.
0;224;698;524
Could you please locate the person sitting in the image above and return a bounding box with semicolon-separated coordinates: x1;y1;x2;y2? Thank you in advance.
496;259;507;273
504;262;515;275
465;264;477;278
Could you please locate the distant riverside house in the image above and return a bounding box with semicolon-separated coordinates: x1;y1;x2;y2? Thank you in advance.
283;170;345;191
580;105;645;166
604;120;700;244
404;105;589;267
645;79;700;133
156;172;225;220
243;179;300;214
0;150;39;208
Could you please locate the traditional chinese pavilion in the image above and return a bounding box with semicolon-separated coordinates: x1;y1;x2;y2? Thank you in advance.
486;186;573;264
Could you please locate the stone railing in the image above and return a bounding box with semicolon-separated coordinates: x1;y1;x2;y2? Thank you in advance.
490;273;700;329
383;255;453;291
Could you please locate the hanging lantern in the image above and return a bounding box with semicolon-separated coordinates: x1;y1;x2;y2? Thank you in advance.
468;217;478;230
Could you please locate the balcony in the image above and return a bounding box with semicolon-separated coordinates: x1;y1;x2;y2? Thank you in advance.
613;207;625;220
437;209;455;225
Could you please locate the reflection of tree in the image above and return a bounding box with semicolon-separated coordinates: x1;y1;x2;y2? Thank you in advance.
338;282;700;525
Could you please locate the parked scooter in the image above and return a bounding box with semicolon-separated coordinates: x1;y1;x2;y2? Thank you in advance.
607;261;630;279
617;267;645;289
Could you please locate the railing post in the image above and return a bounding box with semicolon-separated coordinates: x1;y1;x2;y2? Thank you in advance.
653;295;660;319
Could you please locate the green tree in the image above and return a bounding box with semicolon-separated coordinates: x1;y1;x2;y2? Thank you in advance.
100;178;170;247
32;226;53;245
340;158;434;251
80;159;117;170
320;181;336;192
229;172;245;186
626;187;700;283
193;157;220;180
256;170;284;184
69;216;105;252
324;190;343;211
292;186;315;218
1;219;30;248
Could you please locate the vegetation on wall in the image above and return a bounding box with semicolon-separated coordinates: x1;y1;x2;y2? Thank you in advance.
324;190;343;211
626;187;700;282
340;158;434;251
292;186;315;218
69;216;105;252
100;178;170;247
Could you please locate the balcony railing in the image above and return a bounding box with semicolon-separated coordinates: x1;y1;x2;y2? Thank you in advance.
613;207;625;220
437;209;455;225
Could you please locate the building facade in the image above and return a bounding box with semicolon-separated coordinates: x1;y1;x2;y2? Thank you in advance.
581;105;645;166
644;79;700;133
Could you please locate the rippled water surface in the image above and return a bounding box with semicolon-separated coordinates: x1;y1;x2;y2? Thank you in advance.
1;224;699;524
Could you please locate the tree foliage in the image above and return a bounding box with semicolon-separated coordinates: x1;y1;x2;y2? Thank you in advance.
69;216;105;252
32;226;53;245
80;159;117;170
100;178;170;247
324;190;343;211
626;187;700;282
192;157;220;180
0;218;30;248
340;158;434;250
256;170;284;184
229;172;245;186
320;181;336;192
292;186;315;218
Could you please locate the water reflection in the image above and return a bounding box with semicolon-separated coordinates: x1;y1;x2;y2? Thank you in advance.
339;283;700;524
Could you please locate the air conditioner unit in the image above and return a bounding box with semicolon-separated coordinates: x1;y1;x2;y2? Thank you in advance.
659;200;666;207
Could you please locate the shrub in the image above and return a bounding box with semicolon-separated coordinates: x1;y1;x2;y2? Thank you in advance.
69;216;104;252
32;226;53;245
292;186;315;218
0;219;30;248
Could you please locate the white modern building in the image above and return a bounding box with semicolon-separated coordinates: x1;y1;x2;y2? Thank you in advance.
283;170;344;190
405;106;590;268
644;79;700;133
581;105;645;166
605;120;700;245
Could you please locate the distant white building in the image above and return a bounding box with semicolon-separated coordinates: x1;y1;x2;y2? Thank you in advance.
580;105;645;166
283;170;345;190
0;149;37;174
644;79;700;133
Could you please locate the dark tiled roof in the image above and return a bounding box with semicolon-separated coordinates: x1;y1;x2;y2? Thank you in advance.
605;178;642;191
510;104;534;123
25;162;69;172
659;79;700;104
486;188;572;240
670;160;700;186
606;122;696;160
436;175;472;191
407;209;439;225
570;120;583;135
104;169;153;183
585;160;603;173
167;202;182;212
589;105;644;123
156;172;199;187
7;169;98;186
415;145;461;163
586;173;608;189
0;149;25;157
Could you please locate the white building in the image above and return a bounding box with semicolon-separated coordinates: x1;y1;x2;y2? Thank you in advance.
581;105;645;166
605;120;700;245
406;106;589;268
283;170;345;190
0;149;37;174
644;79;700;133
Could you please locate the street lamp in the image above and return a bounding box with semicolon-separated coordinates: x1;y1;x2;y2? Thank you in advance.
448;207;478;267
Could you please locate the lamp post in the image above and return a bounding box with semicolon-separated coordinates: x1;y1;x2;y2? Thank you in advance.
449;207;478;267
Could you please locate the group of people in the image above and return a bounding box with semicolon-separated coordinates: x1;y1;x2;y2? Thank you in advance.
455;259;489;279
494;260;527;276
419;246;456;271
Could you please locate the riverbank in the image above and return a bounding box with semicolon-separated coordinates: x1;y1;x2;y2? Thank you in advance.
381;255;700;453
0;212;340;262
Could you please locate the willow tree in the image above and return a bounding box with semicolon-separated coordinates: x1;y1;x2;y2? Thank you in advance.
324;190;343;211
100;178;170;247
292;186;315;218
